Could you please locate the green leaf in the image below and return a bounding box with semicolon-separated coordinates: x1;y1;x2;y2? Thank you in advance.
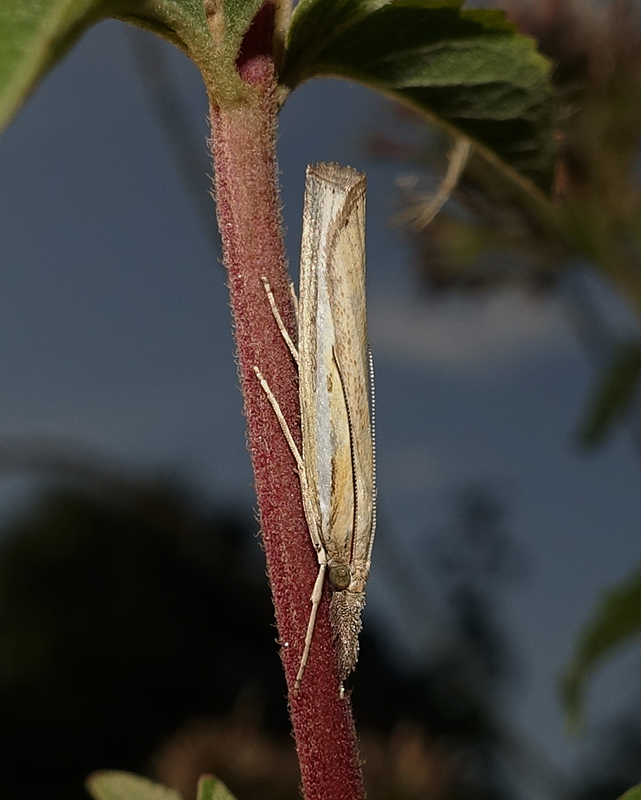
115;0;269;100
196;775;239;800
0;0;268;135
579;340;641;448
0;0;112;134
114;0;253;105
86;771;183;800
562;568;641;732
617;784;641;800
281;0;554;192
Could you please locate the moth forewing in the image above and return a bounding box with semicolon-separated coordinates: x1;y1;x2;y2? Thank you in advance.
299;165;358;571
325;173;373;569
299;163;375;683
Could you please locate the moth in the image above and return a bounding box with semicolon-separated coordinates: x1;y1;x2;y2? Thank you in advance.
254;162;376;693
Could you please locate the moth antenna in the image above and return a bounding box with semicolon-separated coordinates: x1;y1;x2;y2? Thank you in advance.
368;345;377;542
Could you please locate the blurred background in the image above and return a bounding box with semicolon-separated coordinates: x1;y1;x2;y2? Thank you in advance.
2;0;641;798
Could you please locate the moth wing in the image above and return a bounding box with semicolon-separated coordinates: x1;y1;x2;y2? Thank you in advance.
323;167;374;582
298;164;358;563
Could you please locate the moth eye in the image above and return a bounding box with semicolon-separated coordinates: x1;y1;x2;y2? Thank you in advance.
329;564;351;591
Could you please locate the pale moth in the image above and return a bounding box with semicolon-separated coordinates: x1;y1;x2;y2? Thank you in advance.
254;162;376;694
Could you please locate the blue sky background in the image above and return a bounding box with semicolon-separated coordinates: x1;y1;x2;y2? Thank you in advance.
2;18;641;794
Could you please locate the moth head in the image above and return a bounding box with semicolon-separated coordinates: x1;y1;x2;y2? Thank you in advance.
328;564;351;591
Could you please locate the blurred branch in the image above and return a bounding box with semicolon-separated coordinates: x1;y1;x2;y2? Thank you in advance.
396;137;471;231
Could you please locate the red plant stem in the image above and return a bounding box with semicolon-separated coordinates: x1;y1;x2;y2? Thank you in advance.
207;6;365;800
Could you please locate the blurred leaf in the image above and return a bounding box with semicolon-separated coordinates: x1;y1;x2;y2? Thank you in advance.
563;568;641;731
281;0;555;192
196;775;239;800
86;771;182;800
618;784;641;800
0;0;112;134
579;341;641;448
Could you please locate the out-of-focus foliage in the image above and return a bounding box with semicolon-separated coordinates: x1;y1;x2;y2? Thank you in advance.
570;724;641;800
0;464;289;800
578;341;641;447
373;0;641;437
86;771;238;800
87;771;183;800
617;782;641;800
370;0;641;734
195;776;239;800
619;783;641;800
0;442;534;800
563;568;641;731
377;0;641;299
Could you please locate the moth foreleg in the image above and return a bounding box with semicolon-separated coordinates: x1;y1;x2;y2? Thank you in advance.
253;366;304;472
294;559;327;694
260;277;298;364
253;365;329;694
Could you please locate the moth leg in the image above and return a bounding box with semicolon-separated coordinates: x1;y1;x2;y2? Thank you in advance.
261;277;299;364
295;559;327;693
253;366;329;693
253;366;304;473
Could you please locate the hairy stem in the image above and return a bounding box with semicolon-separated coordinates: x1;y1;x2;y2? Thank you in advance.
206;5;365;798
